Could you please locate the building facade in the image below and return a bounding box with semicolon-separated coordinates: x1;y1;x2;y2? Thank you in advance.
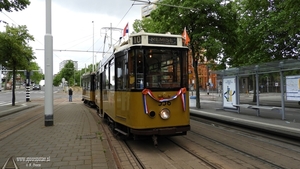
59;60;78;72
188;53;218;91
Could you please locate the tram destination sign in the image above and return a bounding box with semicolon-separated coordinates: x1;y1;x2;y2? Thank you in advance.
148;36;177;45
132;35;178;45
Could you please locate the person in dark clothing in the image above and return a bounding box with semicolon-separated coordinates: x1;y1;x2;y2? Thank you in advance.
68;87;73;102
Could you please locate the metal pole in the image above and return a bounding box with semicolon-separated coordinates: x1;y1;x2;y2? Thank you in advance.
92;21;94;72
266;76;269;93
0;64;2;92
236;76;240;114
280;70;285;120
45;0;54;126
207;65;210;95
80;69;81;87
255;71;260;116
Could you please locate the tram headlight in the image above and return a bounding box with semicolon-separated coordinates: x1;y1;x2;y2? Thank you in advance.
160;108;170;120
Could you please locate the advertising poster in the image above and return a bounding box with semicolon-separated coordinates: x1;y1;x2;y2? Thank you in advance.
286;75;300;101
222;77;237;109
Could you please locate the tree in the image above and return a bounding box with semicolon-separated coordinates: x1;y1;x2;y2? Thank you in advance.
0;0;31;24
29;62;43;84
61;61;75;86
232;0;300;102
0;25;35;106
232;0;300;67
53;73;62;87
0;0;30;12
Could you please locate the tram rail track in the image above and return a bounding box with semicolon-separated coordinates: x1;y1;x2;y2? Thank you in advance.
187;116;300;169
107;114;299;168
166;138;222;169
188;130;286;169
191;116;300;147
123;136;223;169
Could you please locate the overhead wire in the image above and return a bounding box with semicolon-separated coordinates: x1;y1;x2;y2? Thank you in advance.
0;11;64;63
116;1;136;27
100;0;136;60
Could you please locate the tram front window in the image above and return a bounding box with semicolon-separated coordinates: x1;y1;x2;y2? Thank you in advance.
145;48;183;89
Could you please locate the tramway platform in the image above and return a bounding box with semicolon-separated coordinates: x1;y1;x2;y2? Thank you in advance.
190;92;300;140
0;90;114;169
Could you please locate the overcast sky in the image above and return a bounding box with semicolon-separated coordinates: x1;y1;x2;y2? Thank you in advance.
0;0;144;74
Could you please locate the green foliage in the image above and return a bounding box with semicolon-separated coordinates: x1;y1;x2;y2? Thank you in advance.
60;61;75;86
0;24;35;106
232;0;300;67
135;0;238;68
0;25;35;69
53;61;92;86
0;0;30;12
53;73;62;86
29;62;43;84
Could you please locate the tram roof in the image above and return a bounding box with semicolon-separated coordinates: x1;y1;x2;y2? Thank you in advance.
114;31;188;53
213;59;300;76
99;31;188;69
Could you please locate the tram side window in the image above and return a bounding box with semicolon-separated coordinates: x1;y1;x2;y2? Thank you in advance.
96;74;100;90
116;54;127;90
128;50;136;89
102;70;106;90
105;65;109;89
109;60;115;90
181;51;188;87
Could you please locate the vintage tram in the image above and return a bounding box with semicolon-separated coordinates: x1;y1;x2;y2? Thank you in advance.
81;72;96;107
92;31;190;144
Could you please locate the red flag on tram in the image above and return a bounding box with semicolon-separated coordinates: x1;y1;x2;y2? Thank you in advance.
123;23;129;37
182;27;190;45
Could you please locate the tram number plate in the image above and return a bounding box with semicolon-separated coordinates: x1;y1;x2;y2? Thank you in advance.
158;101;171;106
133;36;142;44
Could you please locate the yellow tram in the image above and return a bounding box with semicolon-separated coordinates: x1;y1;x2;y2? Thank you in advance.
95;31;190;143
81;72;96;107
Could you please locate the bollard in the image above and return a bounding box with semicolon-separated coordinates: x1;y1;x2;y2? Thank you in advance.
26;71;31;102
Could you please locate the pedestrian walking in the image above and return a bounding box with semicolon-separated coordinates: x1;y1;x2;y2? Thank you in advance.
68;87;73;102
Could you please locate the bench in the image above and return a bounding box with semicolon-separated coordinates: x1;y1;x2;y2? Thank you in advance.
232;104;252;114
232;104;252;109
232;104;282;117
248;105;283;117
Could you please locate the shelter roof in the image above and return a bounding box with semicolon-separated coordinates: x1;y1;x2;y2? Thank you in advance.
213;59;300;76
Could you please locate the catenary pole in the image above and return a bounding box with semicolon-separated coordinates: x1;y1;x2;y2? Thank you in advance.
92;21;94;72
45;0;54;126
0;64;2;92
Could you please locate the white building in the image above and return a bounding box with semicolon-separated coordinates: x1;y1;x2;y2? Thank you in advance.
59;60;78;71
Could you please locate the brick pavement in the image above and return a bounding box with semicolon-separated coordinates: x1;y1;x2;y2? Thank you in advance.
0;98;113;169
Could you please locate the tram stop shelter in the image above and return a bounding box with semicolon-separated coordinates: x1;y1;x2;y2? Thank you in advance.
214;59;300;120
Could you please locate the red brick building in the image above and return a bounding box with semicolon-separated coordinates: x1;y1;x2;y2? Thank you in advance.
188;53;218;91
